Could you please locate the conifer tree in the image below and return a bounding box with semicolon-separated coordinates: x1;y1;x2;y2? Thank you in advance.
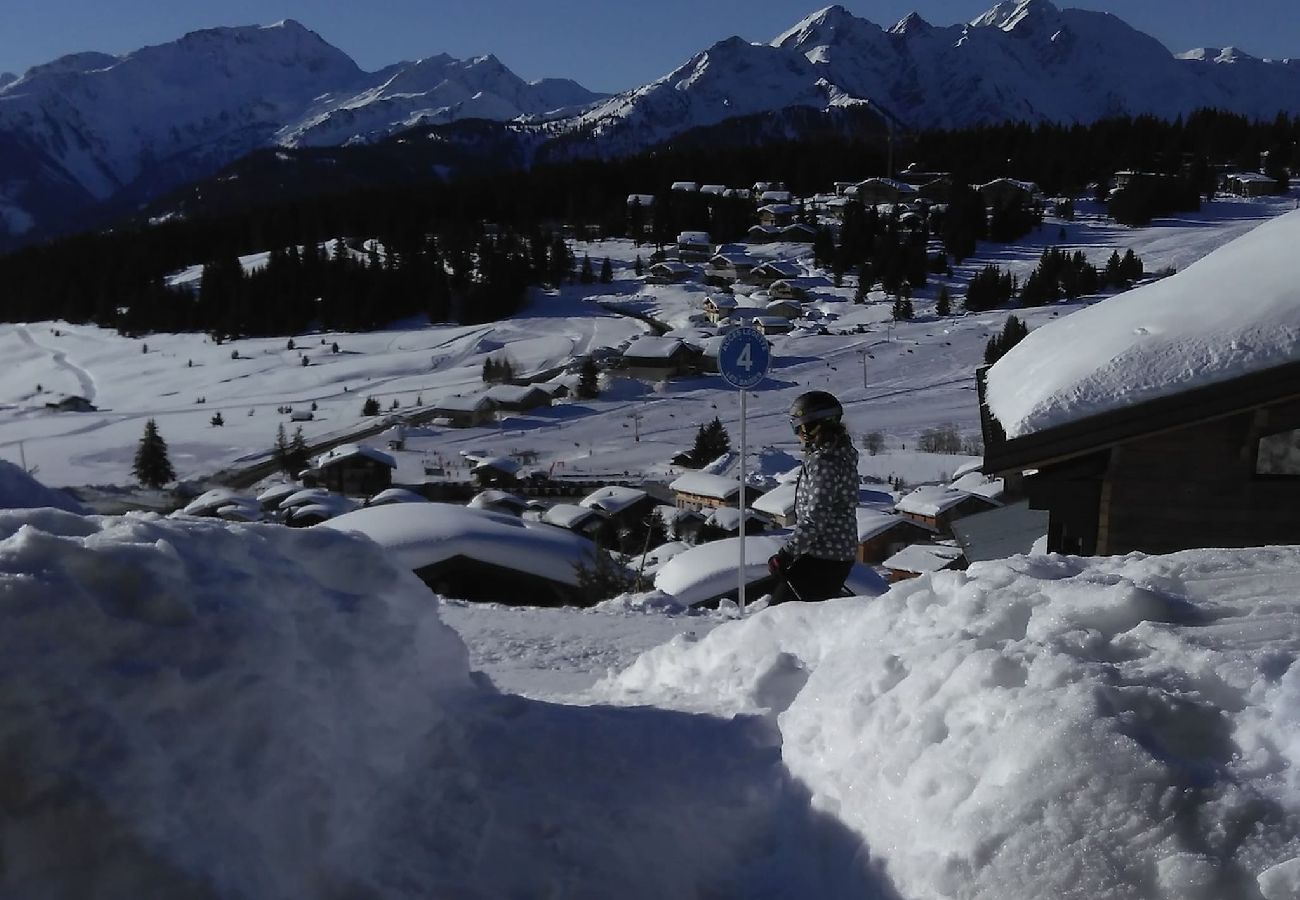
133;418;175;488
600;257;613;283
580;254;595;284
577;357;600;399
287;427;310;475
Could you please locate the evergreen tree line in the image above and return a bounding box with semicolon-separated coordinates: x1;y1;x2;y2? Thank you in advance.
0;109;1292;335
985;316;1031;365
685;417;733;468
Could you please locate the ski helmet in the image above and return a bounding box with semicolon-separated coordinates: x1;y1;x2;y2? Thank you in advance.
788;390;843;433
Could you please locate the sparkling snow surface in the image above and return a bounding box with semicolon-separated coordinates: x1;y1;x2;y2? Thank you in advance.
5;507;1300;898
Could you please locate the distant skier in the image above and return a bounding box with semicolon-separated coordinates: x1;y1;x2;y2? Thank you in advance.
768;390;858;603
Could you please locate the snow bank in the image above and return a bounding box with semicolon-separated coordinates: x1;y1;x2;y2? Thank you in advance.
0;459;85;512
0;510;471;898
597;547;1300;899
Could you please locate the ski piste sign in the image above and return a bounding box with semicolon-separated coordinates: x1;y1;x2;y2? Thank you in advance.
718;326;771;389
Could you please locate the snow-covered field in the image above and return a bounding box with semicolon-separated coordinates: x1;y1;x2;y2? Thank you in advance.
4;193;1300;899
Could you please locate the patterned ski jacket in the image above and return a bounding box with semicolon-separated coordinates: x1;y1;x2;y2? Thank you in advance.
781;432;859;563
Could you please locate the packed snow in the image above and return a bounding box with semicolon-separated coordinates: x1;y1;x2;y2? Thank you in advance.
4;510;1300;898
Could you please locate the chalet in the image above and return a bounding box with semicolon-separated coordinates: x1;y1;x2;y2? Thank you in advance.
914;175;953;204
759;189;794;204
539;503;609;541
1221;171;1276;198
757;203;799;227
702;506;767;536
699;184;728;196
646;261;697;284
430;394;493;427
764;298;803;320
748;260;802;287
978;208;1300;556
746;225;784;243
754;316;794;336
472;456;521;488
255;482;301;512
779;223;818;243
670;181;700;193
708;251;757;283
677;230;712;261
619;335;699;381
723;188;753;201
655;505;706;543
855;508;936;565
769;275;832;302
753;181;786;194
882;543;966;583
669;472;762;512
751;480;797;526
366;487;428;507
44;395;96;412
310;444;396;496
895;485;1000;536
703;294;739;323
484;384;552;414
851;178;917;205
977;178;1039;210
579;485;657;531
468;489;530;517
289;408;314;422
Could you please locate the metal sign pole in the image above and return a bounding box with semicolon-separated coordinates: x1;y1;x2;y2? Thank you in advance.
738;389;747;611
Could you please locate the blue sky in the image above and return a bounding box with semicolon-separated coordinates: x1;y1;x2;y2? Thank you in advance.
5;1;1299;93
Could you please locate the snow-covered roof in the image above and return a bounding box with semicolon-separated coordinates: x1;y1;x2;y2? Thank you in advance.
626;193;655;205
366;488;428;506
705;506;765;530
313;443;396;469
985;210;1300;439
882;542;964;573
752;481;796;517
468;490;528;512
653;534;886;606
677;231;710;243
473;456;521;475
896;486;990;517
181;488;256;517
622;336;687;360
580;486;648;516
855;508;908;541
322;502;593;587
434;394;492;412
484;384;547;405
669;472;740;500
648;261;695;275
278;487;332;510
948;471;1005;501
541;503;603;529
758;203;799;215
255;482;301;505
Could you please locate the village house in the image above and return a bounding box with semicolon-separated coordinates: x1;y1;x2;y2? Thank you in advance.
1220;171;1276;198
468;489;531;517
979;358;1300;556
655;505;706;543
472;456;522;488
310;444;396;497
670;181;700;193
769;275;832;303
777;223;818;243
895;485;1000;536
881;543;966;583
699;184;728;196
646;261;697;284
44;395;97;412
430;394;494;428
676;230;713;261
763;298;803;320
855;508;937;565
669;472;762;512
758;189;794;205
976;177;1040;210
754;316;794;336
484;383;553;415
746;225;784;243
747;259;802;287
703;294;739;323
538;503;610;542
579;485;657;533
707;251;757;283
702;506;767;538
722;188;753;201
618;335;700;381
851;177;917;206
753;181;786;194
757;203;799;227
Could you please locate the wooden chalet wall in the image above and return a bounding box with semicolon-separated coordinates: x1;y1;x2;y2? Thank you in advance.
1096;398;1300;555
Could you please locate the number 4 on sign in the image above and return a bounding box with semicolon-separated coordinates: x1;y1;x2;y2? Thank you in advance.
736;343;753;371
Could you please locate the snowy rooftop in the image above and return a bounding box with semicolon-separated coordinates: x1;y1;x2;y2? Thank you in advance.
313;443;396;469
881;542;965;573
669;471;741;500
896;485;991;517
622;336;687;359
855;507;907;541
541;503;602;529
985;207;1300;439
752;480;796;517
580;485;648;515
322;502;593;587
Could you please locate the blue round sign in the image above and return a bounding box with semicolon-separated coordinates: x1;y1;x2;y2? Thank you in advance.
718;326;771;389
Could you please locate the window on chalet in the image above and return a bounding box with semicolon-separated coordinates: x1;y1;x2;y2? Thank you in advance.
1256;427;1300;476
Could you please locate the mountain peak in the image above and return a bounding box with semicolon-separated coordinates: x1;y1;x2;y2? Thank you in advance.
889;12;933;35
771;5;868;48
970;0;1060;30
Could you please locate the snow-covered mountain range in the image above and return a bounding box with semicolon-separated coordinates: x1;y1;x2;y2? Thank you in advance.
2;0;1298;248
